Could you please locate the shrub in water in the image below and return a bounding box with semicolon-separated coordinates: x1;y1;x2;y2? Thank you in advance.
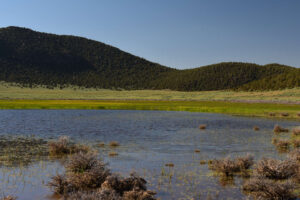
254;158;298;179
243;177;296;200
209;154;254;176
273;125;289;133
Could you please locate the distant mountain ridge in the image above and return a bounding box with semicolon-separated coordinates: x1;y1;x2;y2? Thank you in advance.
0;26;298;91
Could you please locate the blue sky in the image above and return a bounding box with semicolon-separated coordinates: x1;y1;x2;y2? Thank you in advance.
1;0;299;69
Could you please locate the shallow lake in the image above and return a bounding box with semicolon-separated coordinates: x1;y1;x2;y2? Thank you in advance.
0;110;299;200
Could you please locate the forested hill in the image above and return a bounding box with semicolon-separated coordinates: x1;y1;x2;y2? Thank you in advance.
0;26;298;91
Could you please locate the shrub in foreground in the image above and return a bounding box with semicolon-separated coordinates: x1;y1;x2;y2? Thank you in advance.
242;177;296;200
48;152;110;194
48;152;156;199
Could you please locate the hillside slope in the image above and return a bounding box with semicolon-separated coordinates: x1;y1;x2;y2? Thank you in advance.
0;26;298;91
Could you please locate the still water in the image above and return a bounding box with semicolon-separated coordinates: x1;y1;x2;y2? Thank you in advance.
0;110;299;199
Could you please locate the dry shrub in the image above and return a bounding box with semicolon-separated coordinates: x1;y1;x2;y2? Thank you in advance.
292;127;300;136
209;154;254;176
200;160;206;165
242;177;296;200
123;190;156;200
199;124;206;130
254;158;298;179
48;152;110;194
165;163;174;167
109;152;118;157
288;149;300;162
297;113;300;117
66;152;110;190
101;173;156;199
269;112;276;117
273;139;290;151
1;196;17;200
280;113;289;117
273;125;289;133
101;174;147;194
109;141;120;147
253;126;260;131
48;174;72;195
292;139;300;148
49;136;89;156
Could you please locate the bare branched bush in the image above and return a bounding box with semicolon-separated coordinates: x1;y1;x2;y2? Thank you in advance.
292;139;300;148
273;125;289;133
292;127;300;136
66;152;110;190
242;177;296;200
288;149;300;162
253;126;260;131
209;154;254;176
48;174;73;195
254;158;298;179
273;139;290;151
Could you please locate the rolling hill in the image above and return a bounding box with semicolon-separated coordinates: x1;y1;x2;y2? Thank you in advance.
0;26;298;91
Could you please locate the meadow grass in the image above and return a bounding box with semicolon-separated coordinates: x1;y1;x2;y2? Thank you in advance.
1;81;300;103
0;82;300;119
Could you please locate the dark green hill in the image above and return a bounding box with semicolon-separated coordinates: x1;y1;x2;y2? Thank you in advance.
0;26;298;91
238;68;300;91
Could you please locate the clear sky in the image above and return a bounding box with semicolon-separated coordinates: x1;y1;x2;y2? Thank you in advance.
1;0;299;69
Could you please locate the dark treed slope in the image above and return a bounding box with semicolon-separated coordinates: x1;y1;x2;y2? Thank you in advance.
0;26;298;91
238;68;300;91
0;26;174;89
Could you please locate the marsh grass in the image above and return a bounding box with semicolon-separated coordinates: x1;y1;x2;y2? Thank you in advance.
254;158;298;180
242;177;296;200
0;135;48;166
209;154;254;176
48;136;90;156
